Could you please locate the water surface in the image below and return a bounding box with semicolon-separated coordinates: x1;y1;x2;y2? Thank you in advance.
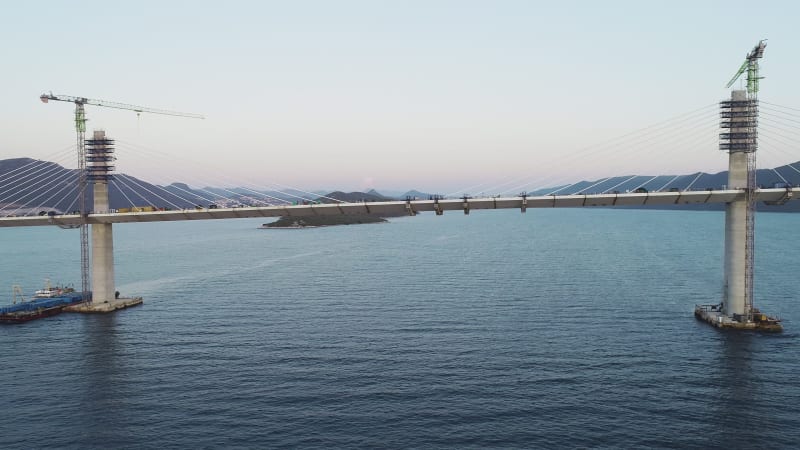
1;209;798;448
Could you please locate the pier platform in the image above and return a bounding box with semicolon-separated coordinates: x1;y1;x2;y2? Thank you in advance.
694;305;782;332
65;297;143;314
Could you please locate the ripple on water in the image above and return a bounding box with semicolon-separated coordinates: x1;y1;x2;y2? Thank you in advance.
1;210;799;448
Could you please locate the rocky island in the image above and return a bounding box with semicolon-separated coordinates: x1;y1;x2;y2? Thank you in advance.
261;214;387;228
260;190;400;229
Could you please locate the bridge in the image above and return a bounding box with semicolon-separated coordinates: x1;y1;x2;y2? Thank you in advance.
2;41;799;330
0;187;796;227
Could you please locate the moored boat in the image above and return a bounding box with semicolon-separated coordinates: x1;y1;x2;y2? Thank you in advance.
1;283;86;324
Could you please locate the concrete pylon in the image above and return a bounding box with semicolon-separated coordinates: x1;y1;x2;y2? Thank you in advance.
722;90;751;318
89;130;115;303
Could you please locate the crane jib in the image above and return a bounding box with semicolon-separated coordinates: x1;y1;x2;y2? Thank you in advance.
40;92;203;119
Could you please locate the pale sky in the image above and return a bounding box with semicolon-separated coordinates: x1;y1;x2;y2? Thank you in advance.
2;1;799;193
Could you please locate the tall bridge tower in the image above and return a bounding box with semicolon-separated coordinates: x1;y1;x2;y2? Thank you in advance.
718;40;767;323
720;90;757;319
697;40;779;331
86;130;116;304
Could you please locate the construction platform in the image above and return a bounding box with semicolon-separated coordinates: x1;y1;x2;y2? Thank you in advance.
64;297;143;314
694;305;782;332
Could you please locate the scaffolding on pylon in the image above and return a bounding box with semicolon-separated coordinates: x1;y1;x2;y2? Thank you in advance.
722;40;766;321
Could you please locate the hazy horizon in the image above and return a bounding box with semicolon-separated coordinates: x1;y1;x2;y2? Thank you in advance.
3;1;800;192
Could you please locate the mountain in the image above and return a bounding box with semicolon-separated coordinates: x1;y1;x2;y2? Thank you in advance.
0;158;206;213
4;157;800;214
365;189;386;198
317;191;390;203
401;189;435;200
537;164;800;196
537;164;800;212
0;158;331;213
201;186;328;203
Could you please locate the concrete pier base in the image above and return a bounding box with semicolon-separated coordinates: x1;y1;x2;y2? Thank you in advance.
65;297;143;314
694;305;782;332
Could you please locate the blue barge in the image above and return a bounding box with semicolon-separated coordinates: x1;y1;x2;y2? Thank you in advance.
0;291;88;324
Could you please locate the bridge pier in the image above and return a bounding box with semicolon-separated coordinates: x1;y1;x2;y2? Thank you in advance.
90;130;116;303
695;90;781;331
91;224;115;303
67;130;142;313
722;91;750;318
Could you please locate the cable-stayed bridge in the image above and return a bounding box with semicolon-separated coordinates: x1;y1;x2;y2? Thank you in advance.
0;188;796;228
3;80;800;329
4;99;800;223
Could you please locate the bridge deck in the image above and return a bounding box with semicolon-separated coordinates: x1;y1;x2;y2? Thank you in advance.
0;188;795;228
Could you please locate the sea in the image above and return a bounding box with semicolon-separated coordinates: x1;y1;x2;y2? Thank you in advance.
1;208;798;449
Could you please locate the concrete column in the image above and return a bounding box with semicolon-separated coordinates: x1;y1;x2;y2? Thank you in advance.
90;130;115;303
94;182;109;213
91;223;115;303
723;91;748;317
723;182;746;317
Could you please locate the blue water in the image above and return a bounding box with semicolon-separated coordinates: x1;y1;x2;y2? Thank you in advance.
1;208;799;448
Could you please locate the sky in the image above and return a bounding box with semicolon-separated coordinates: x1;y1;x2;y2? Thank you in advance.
2;0;800;193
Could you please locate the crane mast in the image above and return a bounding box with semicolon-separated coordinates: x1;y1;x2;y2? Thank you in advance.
40;92;203;301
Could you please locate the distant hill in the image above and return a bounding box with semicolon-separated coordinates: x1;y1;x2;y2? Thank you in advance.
0;158;204;213
401;189;434;200
533;164;800;212
0;158;331;213
317;191;390;203
4;157;800;214
534;164;800;196
202;186;328;203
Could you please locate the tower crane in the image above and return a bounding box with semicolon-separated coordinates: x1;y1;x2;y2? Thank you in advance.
725;40;767;94
40;92;203;299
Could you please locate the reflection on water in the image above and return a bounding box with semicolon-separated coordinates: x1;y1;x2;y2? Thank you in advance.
708;331;795;447
711;332;758;445
78;314;124;445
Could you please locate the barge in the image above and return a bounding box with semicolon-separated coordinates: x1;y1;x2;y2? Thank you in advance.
694;304;782;332
1;287;87;324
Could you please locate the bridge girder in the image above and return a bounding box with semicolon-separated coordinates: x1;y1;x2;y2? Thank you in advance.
1;188;796;228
